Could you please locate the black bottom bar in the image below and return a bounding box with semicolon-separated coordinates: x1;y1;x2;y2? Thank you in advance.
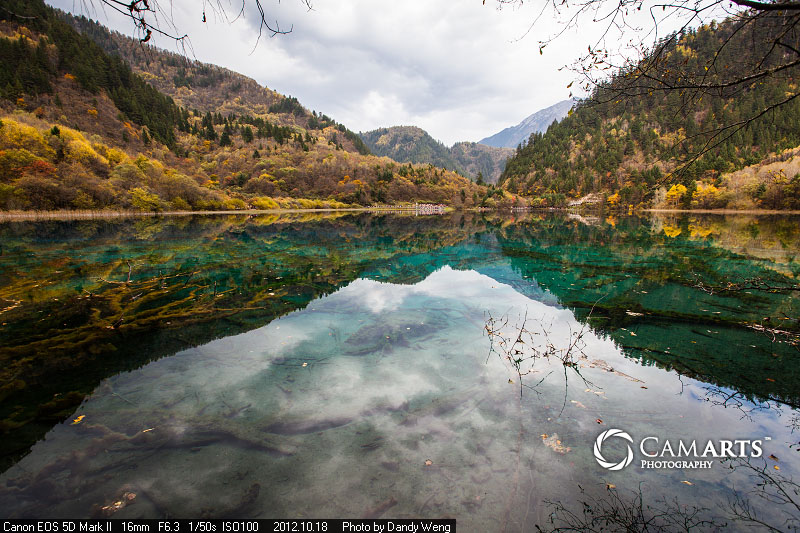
0;520;456;533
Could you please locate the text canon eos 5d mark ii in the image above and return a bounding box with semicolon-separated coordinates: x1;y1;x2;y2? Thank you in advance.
3;523;112;532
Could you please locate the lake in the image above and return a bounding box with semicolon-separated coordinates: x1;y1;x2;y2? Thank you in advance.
0;211;799;529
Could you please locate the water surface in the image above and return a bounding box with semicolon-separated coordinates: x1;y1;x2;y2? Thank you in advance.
0;212;798;529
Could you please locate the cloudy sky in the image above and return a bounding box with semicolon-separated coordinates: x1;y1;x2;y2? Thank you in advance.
47;1;660;145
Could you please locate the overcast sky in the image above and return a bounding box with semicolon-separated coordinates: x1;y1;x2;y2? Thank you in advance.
47;1;661;145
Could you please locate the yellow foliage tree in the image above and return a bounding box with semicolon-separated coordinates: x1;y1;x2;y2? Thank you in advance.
102;147;129;167
691;181;725;209
65;139;109;168
0;118;55;159
129;187;164;212
665;184;687;207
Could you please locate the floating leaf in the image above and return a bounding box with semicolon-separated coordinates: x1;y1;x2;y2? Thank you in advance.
71;415;85;425
681;480;693;485
302;362;308;367
769;454;779;462
542;433;571;454
98;492;136;517
774;465;781;470
596;418;603;424
606;483;616;489
424;459;433;466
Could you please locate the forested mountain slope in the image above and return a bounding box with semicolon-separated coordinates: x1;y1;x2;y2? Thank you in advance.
500;17;800;210
450;141;514;184
63;15;370;157
360;126;514;184
0;0;494;211
361;126;464;175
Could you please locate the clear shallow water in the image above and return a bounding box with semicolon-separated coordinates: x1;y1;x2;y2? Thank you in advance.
0;212;799;528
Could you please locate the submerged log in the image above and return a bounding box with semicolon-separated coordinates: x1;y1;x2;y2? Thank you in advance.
263;417;353;435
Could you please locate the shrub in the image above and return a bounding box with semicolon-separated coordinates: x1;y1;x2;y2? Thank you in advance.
250;196;279;210
170;197;191;211
244;174;278;195
0;148;38;181
223;197;247;210
0;183;27;209
194;198;224;211
16;175;74;210
129;187;164;212
110;163;147;190
0;118;54;159
71;191;96;209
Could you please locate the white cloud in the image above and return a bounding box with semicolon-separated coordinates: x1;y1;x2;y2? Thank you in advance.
45;0;653;144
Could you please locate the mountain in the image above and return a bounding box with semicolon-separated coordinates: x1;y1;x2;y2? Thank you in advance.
499;17;800;210
449;142;514;185
0;1;506;211
360;126;514;184
360;126;464;173
479;99;575;149
63;14;371;156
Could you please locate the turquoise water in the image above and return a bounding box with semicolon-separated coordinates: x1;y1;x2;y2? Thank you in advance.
0;212;798;528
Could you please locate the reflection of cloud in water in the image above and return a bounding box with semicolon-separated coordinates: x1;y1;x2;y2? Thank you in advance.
301;266;604;421
109;318;313;410
341;278;411;314
12;265;787;525
340;266;535;314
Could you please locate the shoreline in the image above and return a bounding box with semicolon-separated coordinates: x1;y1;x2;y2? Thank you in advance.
644;208;800;215
0;207;449;221
2;206;800;221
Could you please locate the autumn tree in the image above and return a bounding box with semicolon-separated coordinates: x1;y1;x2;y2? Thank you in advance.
494;0;800;173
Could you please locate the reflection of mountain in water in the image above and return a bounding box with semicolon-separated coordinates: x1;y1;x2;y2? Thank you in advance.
493;216;800;409
1;212;798;472
0;213;489;470
0;267;679;519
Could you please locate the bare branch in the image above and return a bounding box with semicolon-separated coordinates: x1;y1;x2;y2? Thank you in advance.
87;0;309;47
